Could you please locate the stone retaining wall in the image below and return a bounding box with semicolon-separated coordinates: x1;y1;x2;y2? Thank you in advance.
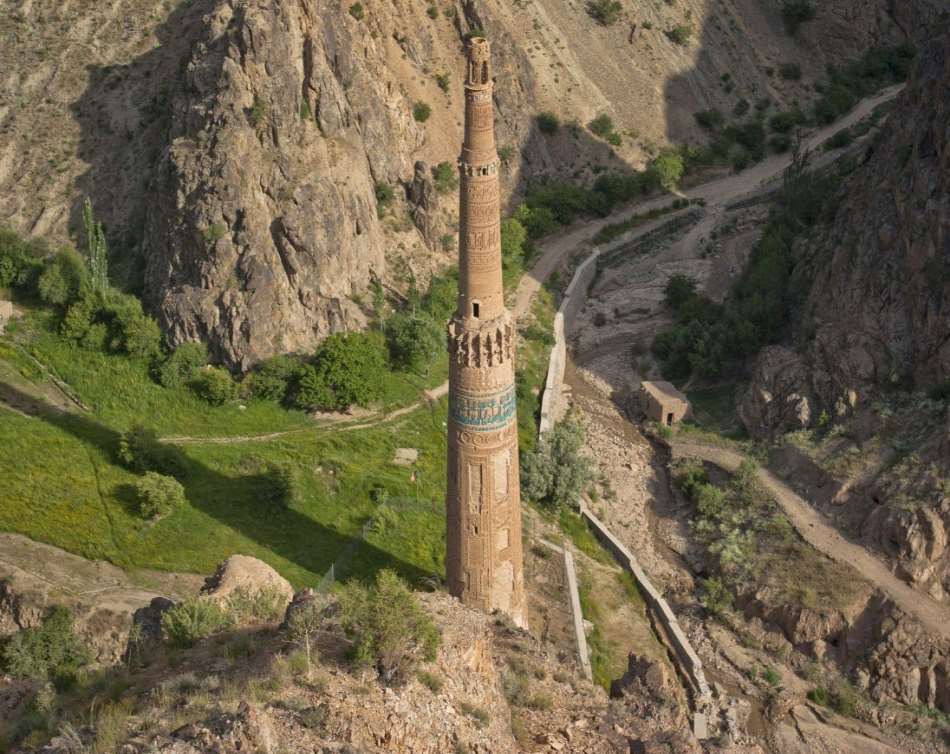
536;538;592;680
580;502;711;737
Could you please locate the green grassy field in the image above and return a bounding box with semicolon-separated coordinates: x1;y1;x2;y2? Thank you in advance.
0;296;551;590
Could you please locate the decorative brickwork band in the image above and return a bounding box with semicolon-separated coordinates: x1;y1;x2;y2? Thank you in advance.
445;38;526;628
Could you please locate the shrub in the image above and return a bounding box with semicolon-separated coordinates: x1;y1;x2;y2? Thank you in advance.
664;274;698;311
432;161;458;194
426;4;438;19
781;0;816;34
417;670;444;692
769;109;806;134
104;292;162;357
694;109;724;130
665;25;692;46
588;113;614;139
733;99;750;117
586;0;622;25
190;367;238;405
500;217;528;273
1;607;91;688
375;182;395;214
348;2;364;21
412;101;432;123
37;250;86;307
769;133;792;153
296;332;387;411
699;577;733;618
134;472;186;518
520;415;594;510
248;354;301;403
385;312;442;373
649;149;684;191
823;127;853;151
513;204;559;239
161;599;230;648
0;227;45;290
60;291;99;342
157;342;208;389
779;62;802;80
435;72;450;92
117;425;185;477
285;600;324;678
338;569;440;684
536;112;559;134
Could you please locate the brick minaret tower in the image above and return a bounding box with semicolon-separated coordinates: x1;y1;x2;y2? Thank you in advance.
445;38;526;628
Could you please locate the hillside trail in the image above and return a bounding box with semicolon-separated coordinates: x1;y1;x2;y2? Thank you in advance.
670;440;950;641
159;83;902;446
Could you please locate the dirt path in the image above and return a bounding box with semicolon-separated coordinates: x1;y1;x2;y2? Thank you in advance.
672;439;950;641
155;83;903;447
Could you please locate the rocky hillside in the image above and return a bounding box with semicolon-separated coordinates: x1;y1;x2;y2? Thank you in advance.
1;0;938;368
741;19;949;437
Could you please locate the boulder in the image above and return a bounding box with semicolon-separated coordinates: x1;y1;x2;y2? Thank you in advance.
199;555;294;608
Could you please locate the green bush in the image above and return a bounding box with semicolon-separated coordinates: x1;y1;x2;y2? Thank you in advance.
190;367;238;405
536;112;560;134
104;292;162;358
157;342;208;389
413;101;432;123
665;25;692;46
432;161;458;194
348;2;364;21
694;109;724;130
769;109;806;134
813;45;915;124
649;149;684;191
161;599;230;648
248;354;301;403
652;152;839;380
1;607;91;688
588;113;615;139
521;415;594;510
664;274;698;311
586;0;622;25
781;0;816;34
769;133;793;153
385;312;442;373
134;471;186;518
778;62;802;80
117;425;186;477
421;271;459;322
37;250;86;307
60;291;100;343
0;227;45;290
824;127;853;151
338;569;440;683
375;182;396;215
295;331;387;411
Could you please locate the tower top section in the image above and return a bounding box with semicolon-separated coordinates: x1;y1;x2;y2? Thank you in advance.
466;37;493;90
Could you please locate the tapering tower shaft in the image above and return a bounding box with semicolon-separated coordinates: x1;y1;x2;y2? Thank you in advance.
446;38;526;628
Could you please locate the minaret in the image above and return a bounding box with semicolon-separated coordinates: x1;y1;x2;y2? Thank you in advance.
446;38;526;628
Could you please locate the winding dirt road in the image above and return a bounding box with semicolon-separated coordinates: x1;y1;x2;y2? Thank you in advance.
160;83;903;446
672;440;950;642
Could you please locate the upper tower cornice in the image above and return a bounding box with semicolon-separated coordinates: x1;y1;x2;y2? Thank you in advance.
465;37;493;91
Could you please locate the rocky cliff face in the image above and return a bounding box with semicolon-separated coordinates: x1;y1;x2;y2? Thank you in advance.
741;22;950;437
2;0;933;368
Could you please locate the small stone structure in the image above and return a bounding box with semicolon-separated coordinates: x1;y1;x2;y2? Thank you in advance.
0;300;13;334
640;381;690;426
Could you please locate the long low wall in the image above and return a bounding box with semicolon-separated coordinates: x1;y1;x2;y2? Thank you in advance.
580;502;711;736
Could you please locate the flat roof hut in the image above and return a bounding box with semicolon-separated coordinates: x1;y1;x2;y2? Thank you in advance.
639;381;690;426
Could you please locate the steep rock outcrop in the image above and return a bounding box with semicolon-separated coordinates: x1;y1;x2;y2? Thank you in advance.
741;23;950;437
